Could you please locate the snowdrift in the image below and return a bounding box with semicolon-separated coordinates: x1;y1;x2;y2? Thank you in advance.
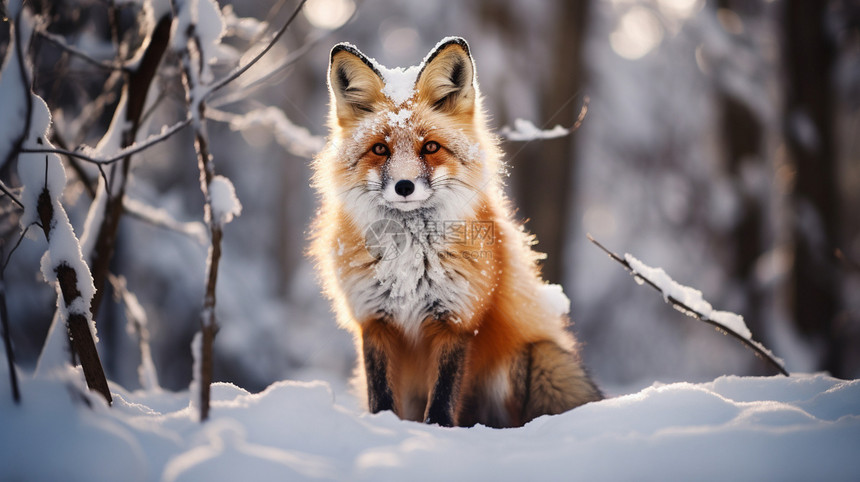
2;370;858;481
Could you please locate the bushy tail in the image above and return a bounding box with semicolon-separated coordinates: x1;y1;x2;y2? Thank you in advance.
520;340;603;423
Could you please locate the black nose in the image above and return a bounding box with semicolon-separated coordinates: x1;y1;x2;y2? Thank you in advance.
394;180;415;197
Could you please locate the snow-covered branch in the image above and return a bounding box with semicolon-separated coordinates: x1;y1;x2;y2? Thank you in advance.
207;106;324;158
2;2;111;403
174;0;239;422
499;96;589;142
588;234;788;376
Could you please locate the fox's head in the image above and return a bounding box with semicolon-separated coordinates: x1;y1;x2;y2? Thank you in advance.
317;37;499;226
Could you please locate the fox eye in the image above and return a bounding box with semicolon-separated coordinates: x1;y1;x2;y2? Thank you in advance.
422;141;440;154
372;143;389;156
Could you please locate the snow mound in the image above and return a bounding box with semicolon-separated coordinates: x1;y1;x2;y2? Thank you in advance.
2;369;858;480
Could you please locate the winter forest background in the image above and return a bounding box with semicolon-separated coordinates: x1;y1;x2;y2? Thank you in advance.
1;0;859;405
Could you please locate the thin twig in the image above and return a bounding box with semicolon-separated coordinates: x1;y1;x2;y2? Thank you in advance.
204;0;307;99
587;234;789;376
208;31;324;108
123;196;208;245
2;224;32;273
36;30;127;72
0;180;24;209
21;116;192;165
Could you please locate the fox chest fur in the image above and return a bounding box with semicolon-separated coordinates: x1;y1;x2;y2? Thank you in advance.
336;209;497;342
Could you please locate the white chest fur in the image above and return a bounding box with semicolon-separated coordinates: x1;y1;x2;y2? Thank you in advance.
341;215;477;342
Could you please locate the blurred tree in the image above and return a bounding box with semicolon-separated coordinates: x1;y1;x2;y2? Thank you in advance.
503;0;590;284
782;0;843;376
715;0;766;354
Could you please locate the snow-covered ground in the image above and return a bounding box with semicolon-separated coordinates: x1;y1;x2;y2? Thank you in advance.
2;368;858;481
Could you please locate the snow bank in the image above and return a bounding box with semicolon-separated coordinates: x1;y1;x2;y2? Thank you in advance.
2;369;858;480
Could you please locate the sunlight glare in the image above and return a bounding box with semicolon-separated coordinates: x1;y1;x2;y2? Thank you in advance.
657;0;702;19
583;204;618;239
610;7;664;60
303;0;356;30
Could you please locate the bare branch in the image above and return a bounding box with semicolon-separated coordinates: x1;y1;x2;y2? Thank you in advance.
36;30;127;72
0;179;24;209
123;196;208;245
204;0;307;99
21;116;192;165
208;31;324;108
2;224;33;273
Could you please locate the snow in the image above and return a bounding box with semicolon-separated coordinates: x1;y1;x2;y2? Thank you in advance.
499;118;569;141
208;175;242;225
361;36;472;105
537;283;571;316
2;367;858;480
624;253;752;338
14;74;99;345
377;65;421;105
384;108;412;129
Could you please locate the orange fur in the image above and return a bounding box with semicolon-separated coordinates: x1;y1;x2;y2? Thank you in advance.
310;38;601;428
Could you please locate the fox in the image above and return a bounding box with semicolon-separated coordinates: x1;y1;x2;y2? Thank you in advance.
310;37;602;428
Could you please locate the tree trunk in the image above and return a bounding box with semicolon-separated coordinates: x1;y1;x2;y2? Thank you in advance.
513;1;590;284
782;0;843;376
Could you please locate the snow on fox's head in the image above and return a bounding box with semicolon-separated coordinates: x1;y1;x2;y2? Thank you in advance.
319;37;494;225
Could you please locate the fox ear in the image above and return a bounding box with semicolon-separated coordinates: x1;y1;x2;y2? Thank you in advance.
415;37;476;116
329;43;386;127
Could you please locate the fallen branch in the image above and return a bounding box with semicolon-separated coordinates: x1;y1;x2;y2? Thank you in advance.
587;234;789;376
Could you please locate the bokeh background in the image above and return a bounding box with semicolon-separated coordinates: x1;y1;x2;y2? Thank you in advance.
3;0;859;395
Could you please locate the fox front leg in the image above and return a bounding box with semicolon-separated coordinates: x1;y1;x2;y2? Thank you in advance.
361;321;398;414
424;336;467;427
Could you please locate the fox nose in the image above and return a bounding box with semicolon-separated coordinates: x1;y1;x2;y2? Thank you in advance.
394;180;415;197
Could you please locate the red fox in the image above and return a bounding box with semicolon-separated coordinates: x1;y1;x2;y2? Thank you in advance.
310;37;602;428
